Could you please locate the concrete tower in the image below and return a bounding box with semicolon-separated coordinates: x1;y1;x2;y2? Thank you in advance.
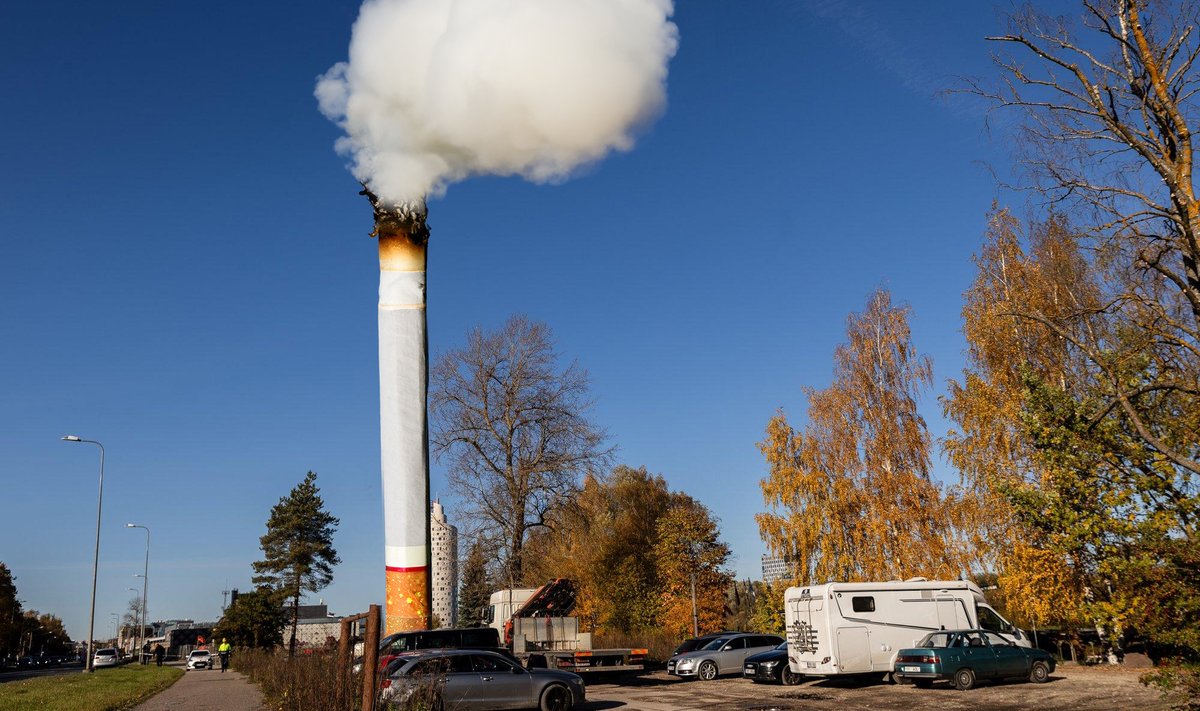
430;500;458;628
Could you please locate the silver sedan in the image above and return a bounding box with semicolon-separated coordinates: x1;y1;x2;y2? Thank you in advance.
381;649;585;711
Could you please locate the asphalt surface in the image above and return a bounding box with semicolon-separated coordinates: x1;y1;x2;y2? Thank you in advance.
0;662;83;684
132;666;266;711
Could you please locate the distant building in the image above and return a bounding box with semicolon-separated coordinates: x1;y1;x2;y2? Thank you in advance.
278;603;341;648
431;500;458;628
761;554;795;583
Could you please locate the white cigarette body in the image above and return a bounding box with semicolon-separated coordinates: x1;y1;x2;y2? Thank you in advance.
378;230;430;634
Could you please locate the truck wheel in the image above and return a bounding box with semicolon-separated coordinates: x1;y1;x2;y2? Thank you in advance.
1029;661;1050;683
698;660;718;681
781;666;801;686
539;683;572;711
953;668;976;691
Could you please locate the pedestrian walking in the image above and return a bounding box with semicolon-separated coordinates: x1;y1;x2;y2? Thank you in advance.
154;643;165;667
217;638;231;673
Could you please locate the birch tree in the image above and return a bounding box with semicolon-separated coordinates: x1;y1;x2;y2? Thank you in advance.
431;315;611;584
972;1;1200;477
758;289;966;584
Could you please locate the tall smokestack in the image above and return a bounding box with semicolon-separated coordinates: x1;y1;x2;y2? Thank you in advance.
319;0;677;635
366;190;432;633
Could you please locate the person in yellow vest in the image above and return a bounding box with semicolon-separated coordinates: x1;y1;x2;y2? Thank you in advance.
217;639;231;673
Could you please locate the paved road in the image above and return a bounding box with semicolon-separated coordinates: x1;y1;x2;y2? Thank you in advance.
0;663;83;684
132;667;267;711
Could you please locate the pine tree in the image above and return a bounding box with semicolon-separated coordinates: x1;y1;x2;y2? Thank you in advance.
456;537;492;628
251;471;340;656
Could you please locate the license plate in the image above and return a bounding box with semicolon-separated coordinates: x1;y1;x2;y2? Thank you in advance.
901;666;920;673
804;661;816;669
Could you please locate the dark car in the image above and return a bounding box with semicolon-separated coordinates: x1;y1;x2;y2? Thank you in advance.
376;627;505;671
741;642;801;685
894;629;1055;690
381;648;585;710
671;631;744;657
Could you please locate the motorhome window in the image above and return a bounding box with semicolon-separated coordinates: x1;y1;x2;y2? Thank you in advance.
976;605;1007;632
851;596;875;612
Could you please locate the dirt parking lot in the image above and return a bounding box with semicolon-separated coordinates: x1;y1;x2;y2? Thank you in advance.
579;664;1172;711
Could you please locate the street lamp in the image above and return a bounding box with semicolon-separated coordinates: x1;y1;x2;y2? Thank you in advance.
61;435;104;673
127;523;150;663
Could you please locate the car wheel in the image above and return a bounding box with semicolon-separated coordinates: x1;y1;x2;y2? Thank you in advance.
953;667;976;691
698;660;718;681
781;666;801;686
539;683;573;711
1029;660;1050;683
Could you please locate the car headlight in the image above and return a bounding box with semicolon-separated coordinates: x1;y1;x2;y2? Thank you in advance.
760;661;778;669
677;657;695;667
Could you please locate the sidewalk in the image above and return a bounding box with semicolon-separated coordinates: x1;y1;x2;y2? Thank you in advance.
133;667;267;711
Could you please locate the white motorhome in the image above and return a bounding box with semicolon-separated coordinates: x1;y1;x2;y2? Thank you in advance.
784;578;1028;678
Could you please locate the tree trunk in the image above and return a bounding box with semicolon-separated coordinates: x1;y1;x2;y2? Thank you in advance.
289;593;298;658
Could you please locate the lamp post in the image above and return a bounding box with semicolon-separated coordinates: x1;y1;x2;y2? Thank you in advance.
127;523;150;663
61;435;104;673
109;613;119;648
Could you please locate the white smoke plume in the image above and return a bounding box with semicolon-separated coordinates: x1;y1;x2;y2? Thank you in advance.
316;0;678;207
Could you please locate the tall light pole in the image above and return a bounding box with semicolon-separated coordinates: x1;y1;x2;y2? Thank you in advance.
61;435;104;673
127;523;150;663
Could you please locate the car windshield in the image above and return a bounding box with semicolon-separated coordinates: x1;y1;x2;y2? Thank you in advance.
192;651;210;657
96;650;115;657
916;632;956;648
774;642;788;651
701;637;730;651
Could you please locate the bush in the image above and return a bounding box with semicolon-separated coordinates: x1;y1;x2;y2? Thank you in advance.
1141;661;1200;711
235;648;351;711
594;628;687;666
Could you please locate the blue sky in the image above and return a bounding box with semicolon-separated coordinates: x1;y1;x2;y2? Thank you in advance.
1;0;1064;641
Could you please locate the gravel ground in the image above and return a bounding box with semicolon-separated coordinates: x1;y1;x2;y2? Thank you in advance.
580;664;1172;711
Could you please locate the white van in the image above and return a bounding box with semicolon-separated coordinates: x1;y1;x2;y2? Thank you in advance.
784;578;1028;678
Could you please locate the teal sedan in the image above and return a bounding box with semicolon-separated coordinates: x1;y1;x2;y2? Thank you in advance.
894;629;1055;691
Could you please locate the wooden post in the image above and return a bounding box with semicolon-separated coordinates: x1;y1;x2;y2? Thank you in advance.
338;617;352;710
361;605;381;711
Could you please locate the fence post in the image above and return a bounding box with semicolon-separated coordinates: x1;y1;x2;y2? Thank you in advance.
361;604;381;711
338;617;352;710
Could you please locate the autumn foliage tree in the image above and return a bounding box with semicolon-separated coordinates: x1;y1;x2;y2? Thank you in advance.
956;0;1200;653
653;496;732;637
523;465;732;637
758;288;967;584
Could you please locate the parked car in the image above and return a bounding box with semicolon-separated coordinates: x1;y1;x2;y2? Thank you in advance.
742;642;801;685
185;650;212;670
667;633;784;681
894;629;1055;690
381;649;585;710
93;648;119;668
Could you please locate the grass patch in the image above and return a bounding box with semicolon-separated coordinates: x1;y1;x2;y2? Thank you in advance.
0;665;183;711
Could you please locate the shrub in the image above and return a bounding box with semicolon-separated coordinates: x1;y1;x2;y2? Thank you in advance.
235;647;350;711
595;628;686;665
1141;661;1200;711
